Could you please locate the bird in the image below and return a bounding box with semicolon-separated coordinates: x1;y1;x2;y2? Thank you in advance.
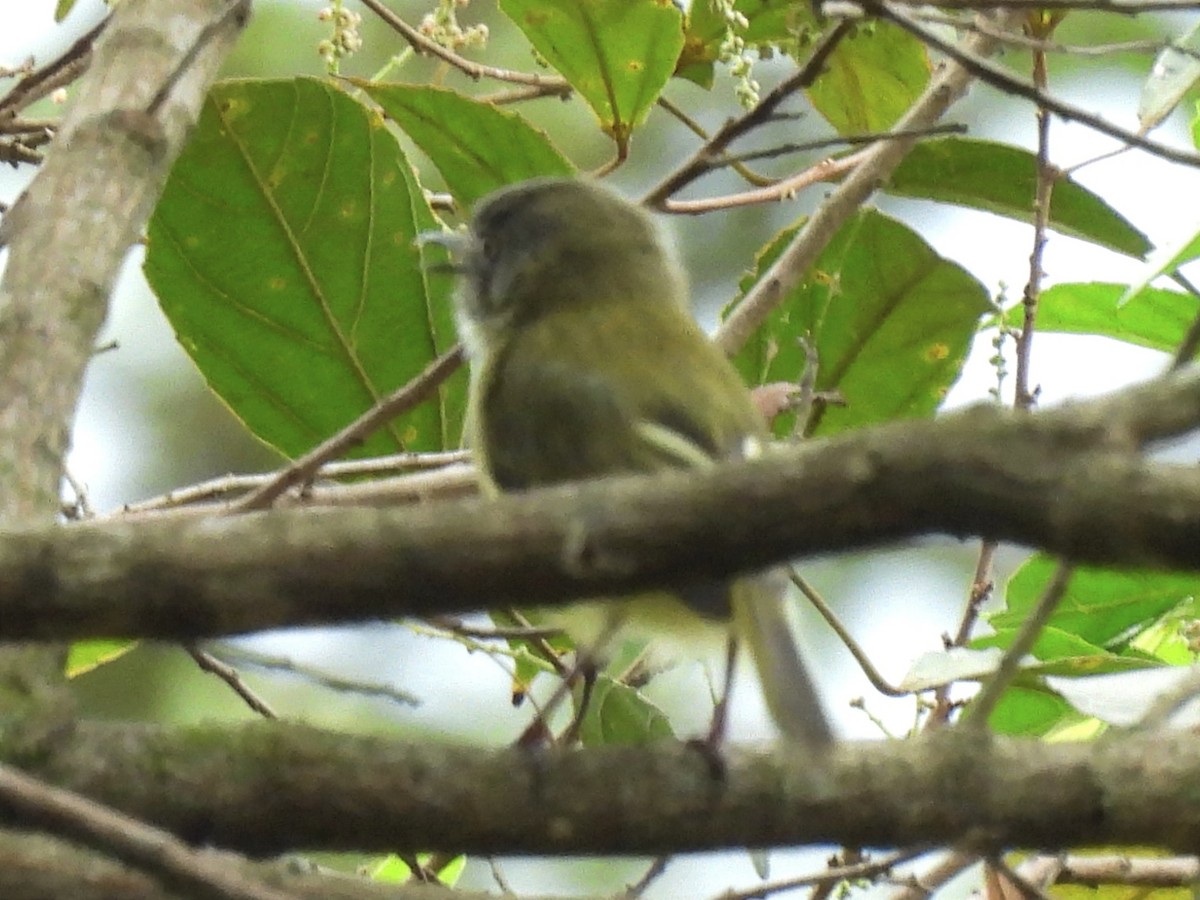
431;176;832;748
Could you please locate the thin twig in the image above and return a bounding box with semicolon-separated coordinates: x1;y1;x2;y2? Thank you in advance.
206;643;420;706
868;0;1200;170
889;849;980;900
1013;28;1059;413
0;16;108;123
0;763;295;900
720;122;967;167
115;450;470;516
790;568;908;697
662;152;865;214
716;846;934;900
914;12;1173;57
233;345;464;512
928;542;995;727
356;0;570;91
622;856;671;898
966;564;1075;728
425;616;563;641
187;645;278;719
487;858;515;894
655;95;777;187
1168;271;1200;368
642;19;855;209
715;7;1026;355
110;464;479;521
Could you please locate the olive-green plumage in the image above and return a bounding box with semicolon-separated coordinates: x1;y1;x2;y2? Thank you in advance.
447;177;831;747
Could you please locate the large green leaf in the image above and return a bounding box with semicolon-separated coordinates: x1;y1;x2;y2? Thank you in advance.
993;557;1198;652
1004;282;1197;353
886;138;1153;259
354;82;574;208
728;209;991;437
498;0;684;149
145;78;464;459
807;22;930;134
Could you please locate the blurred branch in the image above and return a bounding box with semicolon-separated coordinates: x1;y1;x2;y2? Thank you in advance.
714;846;934;900
1018;853;1200;887
0;16;107;128
0;827;510;900
0;0;251;888
112;455;476;521
112;451;471;516
19;723;1200;856
0;764;293;900
204;642;421;707
4;369;1200;639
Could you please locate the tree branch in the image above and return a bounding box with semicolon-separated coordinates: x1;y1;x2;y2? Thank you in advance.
715;8;1023;355
0;371;1199;639
19;723;1200;856
0;827;512;900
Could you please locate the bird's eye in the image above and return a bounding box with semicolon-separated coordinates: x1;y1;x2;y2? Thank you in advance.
480;235;500;262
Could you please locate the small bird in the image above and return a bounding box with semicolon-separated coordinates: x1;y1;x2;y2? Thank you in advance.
434;177;831;747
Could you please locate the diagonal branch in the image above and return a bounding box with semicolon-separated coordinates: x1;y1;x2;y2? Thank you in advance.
715;8;1023;354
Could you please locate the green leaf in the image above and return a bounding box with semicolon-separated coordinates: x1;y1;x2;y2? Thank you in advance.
885;138;1153;259
807;22;930;134
728;209;991;437
367;853;464;884
145;78;465;459
1121;229;1200;305
1004;282;1197;353
66;640;138;678
975;626;1163;677
994;556;1198;652
577;675;676;746
984;681;1079;736
1139;20;1200;131
353;82;575;208
498;0;684;149
54;0;78;21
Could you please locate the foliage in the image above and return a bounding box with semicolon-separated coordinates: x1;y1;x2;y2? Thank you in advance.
48;0;1200;893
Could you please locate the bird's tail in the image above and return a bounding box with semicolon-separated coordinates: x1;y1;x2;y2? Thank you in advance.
732;572;833;747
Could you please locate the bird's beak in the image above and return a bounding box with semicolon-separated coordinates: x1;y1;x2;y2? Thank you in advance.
415;228;473;275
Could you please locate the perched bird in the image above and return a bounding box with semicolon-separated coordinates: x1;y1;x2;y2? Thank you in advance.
434;177;831;747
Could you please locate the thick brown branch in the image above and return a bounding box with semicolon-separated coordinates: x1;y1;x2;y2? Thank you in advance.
20;723;1200;856
0;371;1199;640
